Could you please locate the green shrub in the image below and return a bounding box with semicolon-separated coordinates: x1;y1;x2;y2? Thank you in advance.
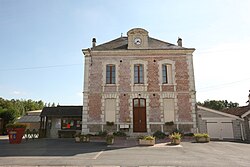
106;121;114;126
137;135;145;140
6;123;27;129
137;135;155;140
144;136;155;140
184;133;194;137
113;131;127;137
165;121;174;126
171;129;183;136
194;133;209;138
96;131;107;137
153;131;166;139
169;132;181;140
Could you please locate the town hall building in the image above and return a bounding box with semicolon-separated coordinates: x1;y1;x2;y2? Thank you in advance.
82;28;197;135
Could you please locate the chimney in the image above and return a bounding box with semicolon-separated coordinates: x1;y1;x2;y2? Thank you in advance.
177;37;182;47
92;38;96;47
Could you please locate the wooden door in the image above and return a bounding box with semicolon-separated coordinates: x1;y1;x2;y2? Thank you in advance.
133;98;147;132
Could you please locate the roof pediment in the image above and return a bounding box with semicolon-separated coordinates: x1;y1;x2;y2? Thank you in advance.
91;36;192;51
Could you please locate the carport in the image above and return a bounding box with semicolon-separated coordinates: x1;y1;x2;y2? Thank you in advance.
40;106;82;138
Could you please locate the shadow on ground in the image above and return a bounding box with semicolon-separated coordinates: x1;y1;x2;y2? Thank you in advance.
0;138;122;157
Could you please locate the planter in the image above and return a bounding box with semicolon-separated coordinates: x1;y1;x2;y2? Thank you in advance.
195;137;210;143
106;138;114;145
75;137;81;143
7;128;25;144
81;135;90;142
139;139;155;146
194;133;210;143
171;138;181;145
75;135;90;143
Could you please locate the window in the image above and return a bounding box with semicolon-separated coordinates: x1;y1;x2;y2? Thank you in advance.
61;117;82;130
162;64;172;84
106;64;116;84
133;98;146;107
134;64;144;84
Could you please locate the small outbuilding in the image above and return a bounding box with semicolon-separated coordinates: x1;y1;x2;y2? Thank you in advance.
221;105;250;141
197;106;244;140
16;110;41;131
40;106;82;138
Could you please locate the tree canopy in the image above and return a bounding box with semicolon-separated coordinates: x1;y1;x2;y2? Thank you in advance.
0;97;47;134
197;100;239;111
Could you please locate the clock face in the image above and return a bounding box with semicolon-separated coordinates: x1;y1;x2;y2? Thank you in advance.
134;37;142;45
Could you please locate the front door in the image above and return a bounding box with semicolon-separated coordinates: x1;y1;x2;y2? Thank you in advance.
133;98;147;132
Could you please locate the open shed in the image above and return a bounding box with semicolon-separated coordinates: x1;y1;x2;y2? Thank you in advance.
40;106;82;138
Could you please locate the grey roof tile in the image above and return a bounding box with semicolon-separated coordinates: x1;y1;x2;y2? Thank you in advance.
17;115;40;123
41;106;83;117
91;37;190;51
221;105;250;117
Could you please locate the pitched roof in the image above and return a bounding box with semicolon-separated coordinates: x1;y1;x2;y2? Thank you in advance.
16;115;40;123
221;105;250;117
197;105;243;120
41;106;83;117
91;37;191;51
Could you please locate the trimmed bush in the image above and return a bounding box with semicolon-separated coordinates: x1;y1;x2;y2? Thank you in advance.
96;131;107;137
6;123;27;129
113;131;127;137
153;131;166;139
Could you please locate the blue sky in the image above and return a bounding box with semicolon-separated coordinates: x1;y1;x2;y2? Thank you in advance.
0;0;250;106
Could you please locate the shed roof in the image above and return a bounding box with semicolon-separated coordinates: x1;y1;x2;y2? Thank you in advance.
16;115;40;123
41;106;83;117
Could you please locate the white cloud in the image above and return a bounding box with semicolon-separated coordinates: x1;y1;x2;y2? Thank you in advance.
11;90;26;96
12;91;21;95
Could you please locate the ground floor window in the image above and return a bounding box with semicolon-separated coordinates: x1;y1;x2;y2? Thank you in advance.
61;117;82;130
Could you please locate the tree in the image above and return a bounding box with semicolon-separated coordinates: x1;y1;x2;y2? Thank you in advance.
0;107;18;134
197;100;239;111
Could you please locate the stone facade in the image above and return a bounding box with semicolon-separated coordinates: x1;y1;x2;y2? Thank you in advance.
82;28;197;135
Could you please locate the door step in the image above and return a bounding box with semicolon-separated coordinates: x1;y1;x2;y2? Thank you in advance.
128;132;150;139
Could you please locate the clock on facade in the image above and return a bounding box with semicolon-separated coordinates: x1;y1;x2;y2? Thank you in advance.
134;37;142;45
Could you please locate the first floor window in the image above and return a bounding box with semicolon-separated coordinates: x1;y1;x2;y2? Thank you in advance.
134;64;144;84
162;64;172;84
106;64;116;84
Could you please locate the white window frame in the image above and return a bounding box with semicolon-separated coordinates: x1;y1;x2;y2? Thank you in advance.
131;59;148;85
102;60;119;86
158;59;175;85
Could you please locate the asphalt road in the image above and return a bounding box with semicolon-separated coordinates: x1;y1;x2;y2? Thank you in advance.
0;138;250;167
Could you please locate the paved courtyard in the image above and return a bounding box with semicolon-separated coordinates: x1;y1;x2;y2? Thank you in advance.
0;137;250;167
